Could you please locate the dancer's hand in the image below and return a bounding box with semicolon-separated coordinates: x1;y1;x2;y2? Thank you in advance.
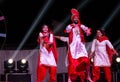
113;49;118;56
88;52;93;58
86;28;91;36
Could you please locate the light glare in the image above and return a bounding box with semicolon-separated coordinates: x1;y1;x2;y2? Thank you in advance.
21;59;26;64
8;59;13;64
91;58;94;62
116;57;120;63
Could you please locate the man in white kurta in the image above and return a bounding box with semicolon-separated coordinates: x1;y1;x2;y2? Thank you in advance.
64;8;92;82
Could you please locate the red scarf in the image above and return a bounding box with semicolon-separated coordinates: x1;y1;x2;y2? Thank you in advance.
37;32;58;63
67;24;85;44
97;36;114;63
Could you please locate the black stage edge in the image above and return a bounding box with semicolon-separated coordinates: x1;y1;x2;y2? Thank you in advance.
0;73;31;82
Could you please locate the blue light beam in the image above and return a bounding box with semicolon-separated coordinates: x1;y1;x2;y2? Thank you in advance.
101;2;120;30
54;0;91;33
12;0;53;59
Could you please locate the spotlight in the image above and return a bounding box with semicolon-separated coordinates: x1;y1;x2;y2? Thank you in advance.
8;59;13;64
21;59;27;64
116;57;120;63
115;56;120;72
90;58;94;63
4;58;15;73
17;59;29;73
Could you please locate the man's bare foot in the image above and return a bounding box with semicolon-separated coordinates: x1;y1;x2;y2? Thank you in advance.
68;77;72;82
86;77;93;82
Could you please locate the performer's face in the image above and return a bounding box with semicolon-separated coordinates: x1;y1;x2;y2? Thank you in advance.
97;30;102;37
42;25;48;33
73;16;79;24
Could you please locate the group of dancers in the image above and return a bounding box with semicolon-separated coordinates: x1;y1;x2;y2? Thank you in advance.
36;8;118;82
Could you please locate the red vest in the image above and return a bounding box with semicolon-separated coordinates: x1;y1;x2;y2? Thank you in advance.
68;24;85;44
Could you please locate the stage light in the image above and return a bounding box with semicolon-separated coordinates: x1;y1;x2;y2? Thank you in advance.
4;59;15;73
90;58;94;63
8;59;13;64
116;57;120;63
21;59;27;64
115;56;120;72
11;0;53;59
54;0;90;34
17;59;29;73
101;2;120;30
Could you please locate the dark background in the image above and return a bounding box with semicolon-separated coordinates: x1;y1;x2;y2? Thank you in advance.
0;0;120;50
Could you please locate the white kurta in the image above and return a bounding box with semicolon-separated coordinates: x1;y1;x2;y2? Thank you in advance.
66;24;88;59
39;32;57;66
91;39;114;66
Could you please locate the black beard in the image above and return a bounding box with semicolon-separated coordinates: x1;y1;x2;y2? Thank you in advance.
73;20;78;24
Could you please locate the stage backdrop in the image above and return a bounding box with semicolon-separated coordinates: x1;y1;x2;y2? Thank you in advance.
0;42;92;82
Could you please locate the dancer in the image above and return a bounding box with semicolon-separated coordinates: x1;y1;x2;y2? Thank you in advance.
89;29;118;82
64;8;93;82
55;35;93;82
37;24;58;82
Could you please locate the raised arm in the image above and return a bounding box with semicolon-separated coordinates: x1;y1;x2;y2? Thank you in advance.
64;25;72;33
81;24;91;36
37;32;43;44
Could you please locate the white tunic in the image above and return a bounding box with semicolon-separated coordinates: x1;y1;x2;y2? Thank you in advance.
66;24;88;59
91;39;114;66
39;32;57;66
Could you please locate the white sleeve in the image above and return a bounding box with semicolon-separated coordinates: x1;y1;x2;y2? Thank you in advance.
91;39;96;53
105;40;114;49
66;25;72;33
81;24;88;31
38;32;43;46
60;37;69;42
49;34;53;43
39;32;43;38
